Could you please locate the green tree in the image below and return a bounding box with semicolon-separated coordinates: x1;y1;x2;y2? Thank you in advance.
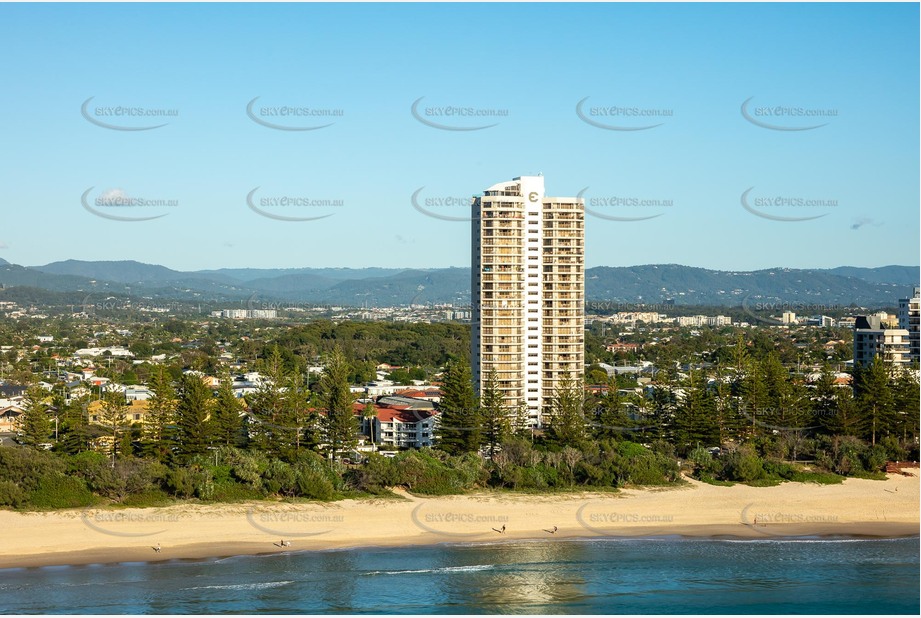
361;402;379;450
437;357;480;454
19;385;51;449
212;374;243;446
853;357;895;445
673;370;719;454
478;370;511;458
247;347;290;456
319;347;357;461
175;373;213;460
547;376;587;448
142;365;177;461
99;390;129;465
891;369;920;444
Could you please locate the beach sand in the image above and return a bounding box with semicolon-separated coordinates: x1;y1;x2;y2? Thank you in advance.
1;473;917;569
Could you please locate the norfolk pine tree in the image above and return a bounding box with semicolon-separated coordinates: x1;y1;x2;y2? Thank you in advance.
320;347;357;461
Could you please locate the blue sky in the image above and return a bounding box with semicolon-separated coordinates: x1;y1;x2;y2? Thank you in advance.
0;2;917;271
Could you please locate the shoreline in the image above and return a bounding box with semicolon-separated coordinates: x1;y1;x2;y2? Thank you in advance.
2;473;917;570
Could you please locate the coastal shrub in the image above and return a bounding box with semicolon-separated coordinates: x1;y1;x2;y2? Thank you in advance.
610;441;679;486
788;471;845;485
0;447;65;492
223;447;268;490
73;456;164;502
164;468;195;499
263;461;297;496
121;488;173;508
295;468;335;501
292;450;345;492
722;446;765;482
862;445;888;473
346;454;396;493
28;474;95;509
576;461;611;487
0;480;27;508
210;481;265;503
687;446;714;473
389;450;474;495
879;436;907;462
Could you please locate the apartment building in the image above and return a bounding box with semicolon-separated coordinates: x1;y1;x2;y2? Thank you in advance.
853;315;911;368
471;175;584;427
898;286;920;364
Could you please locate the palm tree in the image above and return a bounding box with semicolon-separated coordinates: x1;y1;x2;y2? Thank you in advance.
362;403;378;451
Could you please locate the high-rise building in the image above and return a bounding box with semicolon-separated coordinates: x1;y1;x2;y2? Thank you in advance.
897;286;920;364
853;314;911;368
471;175;584;428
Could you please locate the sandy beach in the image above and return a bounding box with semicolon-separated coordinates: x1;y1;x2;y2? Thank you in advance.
1;473;917;569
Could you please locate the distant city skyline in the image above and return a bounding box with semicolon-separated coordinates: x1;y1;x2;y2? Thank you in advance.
0;2;917;271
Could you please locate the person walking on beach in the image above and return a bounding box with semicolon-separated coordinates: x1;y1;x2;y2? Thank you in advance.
153;543;161;553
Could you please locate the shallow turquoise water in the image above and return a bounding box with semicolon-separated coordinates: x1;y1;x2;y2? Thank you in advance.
1;537;918;614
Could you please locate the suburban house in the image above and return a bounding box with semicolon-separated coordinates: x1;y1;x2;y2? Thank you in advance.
0;405;24;433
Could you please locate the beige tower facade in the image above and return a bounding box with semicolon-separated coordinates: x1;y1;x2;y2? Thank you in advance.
471;175;584;427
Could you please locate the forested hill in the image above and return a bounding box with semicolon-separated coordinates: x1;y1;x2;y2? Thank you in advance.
0;259;917;307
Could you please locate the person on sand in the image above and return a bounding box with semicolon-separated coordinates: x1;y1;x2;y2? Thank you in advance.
153;543;161;553
501;525;506;534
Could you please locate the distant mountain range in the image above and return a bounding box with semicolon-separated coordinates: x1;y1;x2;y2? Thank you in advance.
0;259;918;308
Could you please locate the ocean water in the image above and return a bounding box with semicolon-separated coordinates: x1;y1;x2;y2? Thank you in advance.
1;537;918;614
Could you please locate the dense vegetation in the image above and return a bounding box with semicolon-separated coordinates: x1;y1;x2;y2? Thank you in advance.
0;316;918;511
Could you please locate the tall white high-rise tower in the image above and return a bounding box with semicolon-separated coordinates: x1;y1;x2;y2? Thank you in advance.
471;175;584;427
